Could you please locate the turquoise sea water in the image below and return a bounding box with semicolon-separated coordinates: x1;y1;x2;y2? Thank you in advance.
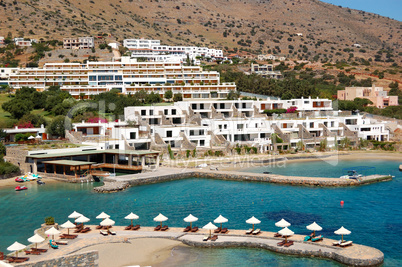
0;159;400;266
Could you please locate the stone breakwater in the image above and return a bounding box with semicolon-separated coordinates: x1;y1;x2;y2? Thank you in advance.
15;250;98;267
93;181;129;193
179;235;384;267
93;168;392;193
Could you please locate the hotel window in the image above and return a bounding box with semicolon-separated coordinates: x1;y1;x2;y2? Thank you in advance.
167;131;172;137
89;76;97;81
237;124;244;130
141;110;146;116
331;122;335;127
172;109;176;115
310;123;314;128
150;110;153;116
190;130;195;136
130;132;136;139
224;125;227;129
192;104;197;110
220;103;225;109
200;140;205;146
199;130;204;135
200;104;204;109
164;109;168;115
219;125;222;130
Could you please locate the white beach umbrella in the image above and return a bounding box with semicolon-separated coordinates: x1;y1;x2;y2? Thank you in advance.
125;212;139;227
28;135;35;140
61;220;76;235
153;213;168;227
275;218;291;228
45;227;61;240
307;222;322;236
28;234;45;249
100;217;115;229
335;226;351;243
35;135;41;139
278;227;294;243
246;216;261;231
7;242;26;258
203;222;218;238
214;215;228;229
96;212;110;220
184;214;198;229
68;211;82;219
75;215;90;228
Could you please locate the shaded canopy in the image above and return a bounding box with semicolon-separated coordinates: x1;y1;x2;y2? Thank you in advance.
153;213;168;222
68;211;82;219
335;226;351;235
246;216;261;225
184;214;198;223
7;241;26;252
100;218;115;227
96;212;110;219
214;215;228;224
278;227;294;236
307;222;322;231
275;219;291;228
27;234;45;244
60;220;76;229
75;215;90;223
45;227;61;236
125;212;139;220
202;222;218;230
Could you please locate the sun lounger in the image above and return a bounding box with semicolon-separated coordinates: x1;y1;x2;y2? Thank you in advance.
100;230;108;236
203;236;209;241
246;229;253;235
252;229;261;235
274;233;282;237
132;225;140;231
221;228;229;234
7;257;29;263
210;235;218;241
108;229;117;235
96;225;103;229
284;241;294;247
304;236;311;241
340;241;353;247
32;248;48;252
60;234;78;239
190;226;199;232
125;225;132;230
184;226;191;232
154;225;161;231
332;240;341;246
214;227;222;233
0;251;3;260
311;235;323;242
81;227;91;233
161;225;169;231
277;240;286;246
25;250;41;255
55;241;68;245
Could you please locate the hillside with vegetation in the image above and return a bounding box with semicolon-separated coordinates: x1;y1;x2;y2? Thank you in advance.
0;0;401;64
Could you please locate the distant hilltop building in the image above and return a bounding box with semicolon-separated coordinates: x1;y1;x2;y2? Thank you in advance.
63;37;95;49
337;85;398;108
13;38;37;47
295;33;303;36
123;38;224;64
250;63;282;79
257;54;286;61
0;57;235;99
353;44;361;48
0;36;4;46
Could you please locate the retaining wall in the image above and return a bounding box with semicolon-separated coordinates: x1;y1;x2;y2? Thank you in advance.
16;251;98;267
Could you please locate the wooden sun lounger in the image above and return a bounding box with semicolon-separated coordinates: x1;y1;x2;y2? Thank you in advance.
332;240;341;246
246;229;253;235
210;235;218;241
125;225;132;230
25;250;41;255
190;226;198;232
60;234;78;239
311;235;323;242
221;228;229;234
95;225;103;229
214;227;222;233
274;233;282;237
32;248;48;252
100;230;108;236
132;225;140;231
55;241;68;245
7;256;29;263
154;225;161;231
252;229;261;235
340;241;353;247
183;226;191;232
277;240;286;246
161;225;169;231
80;227;91;233
203;236;209;241
284;241;294;247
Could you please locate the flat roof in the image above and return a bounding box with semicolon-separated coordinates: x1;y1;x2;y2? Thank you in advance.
28;149;160;159
42;160;97;166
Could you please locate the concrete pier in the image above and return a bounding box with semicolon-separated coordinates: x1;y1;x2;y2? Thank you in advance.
98;167;392;192
11;226;384;266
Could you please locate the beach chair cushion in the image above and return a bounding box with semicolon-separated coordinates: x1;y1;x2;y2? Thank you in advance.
340;241;353;247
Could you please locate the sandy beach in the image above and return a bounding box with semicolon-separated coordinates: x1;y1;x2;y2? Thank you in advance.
78;238;184;267
0;176;62;189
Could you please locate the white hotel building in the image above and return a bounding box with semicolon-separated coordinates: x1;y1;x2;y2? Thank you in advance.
0;57;235;99
123;38;224;62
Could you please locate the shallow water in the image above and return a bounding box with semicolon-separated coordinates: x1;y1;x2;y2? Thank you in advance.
0;159;400;266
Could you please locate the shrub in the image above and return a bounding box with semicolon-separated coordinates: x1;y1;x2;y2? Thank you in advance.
45;216;55;225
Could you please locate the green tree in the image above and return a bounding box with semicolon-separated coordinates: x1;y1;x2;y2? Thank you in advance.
173;93;183;102
2;99;33;119
164;90;173;102
0;142;6;156
46;116;71;137
18;113;47;127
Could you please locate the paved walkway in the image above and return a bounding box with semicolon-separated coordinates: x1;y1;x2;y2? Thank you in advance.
12;226;383;266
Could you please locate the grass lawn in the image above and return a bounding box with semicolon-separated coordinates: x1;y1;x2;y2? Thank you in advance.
0;93;13;123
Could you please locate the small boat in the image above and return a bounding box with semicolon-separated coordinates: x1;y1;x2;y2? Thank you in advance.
15;186;28;191
15;177;25;183
340;170;362;180
37;180;45;185
263;171;271;174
